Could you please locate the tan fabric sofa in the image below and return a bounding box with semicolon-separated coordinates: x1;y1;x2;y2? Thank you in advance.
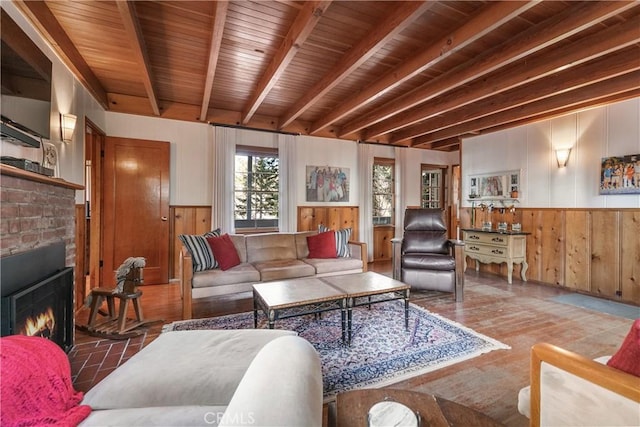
180;231;367;319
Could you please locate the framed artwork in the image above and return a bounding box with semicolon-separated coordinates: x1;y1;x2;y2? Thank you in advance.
306;165;350;202
468;170;520;200
599;154;640;195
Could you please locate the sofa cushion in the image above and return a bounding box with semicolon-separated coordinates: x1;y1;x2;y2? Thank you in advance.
295;231;316;259
207;234;241;271
228;234;248;264
246;233;297;263
192;263;260;289
307;231;337;259
179;229;221;271
82;329;297;409
303;257;363;275
252;259;315;282
607;318;640;377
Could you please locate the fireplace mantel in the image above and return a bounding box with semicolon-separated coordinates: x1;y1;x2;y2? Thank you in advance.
0;164;84;190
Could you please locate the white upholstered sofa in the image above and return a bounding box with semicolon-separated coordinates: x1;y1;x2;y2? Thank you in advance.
517;342;640;426
81;329;323;426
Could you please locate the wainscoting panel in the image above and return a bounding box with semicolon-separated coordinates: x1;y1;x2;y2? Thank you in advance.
460;207;639;305
297;206;360;240
373;226;394;261
170;206;211;279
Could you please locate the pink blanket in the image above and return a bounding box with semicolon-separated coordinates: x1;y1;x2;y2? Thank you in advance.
1;335;91;426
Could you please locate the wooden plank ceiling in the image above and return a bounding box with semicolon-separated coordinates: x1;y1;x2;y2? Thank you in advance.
14;0;640;151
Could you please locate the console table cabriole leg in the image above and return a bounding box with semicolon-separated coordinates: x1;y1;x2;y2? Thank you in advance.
507;262;513;284
521;261;529;282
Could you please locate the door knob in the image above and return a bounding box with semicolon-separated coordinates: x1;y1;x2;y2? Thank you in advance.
161;216;168;221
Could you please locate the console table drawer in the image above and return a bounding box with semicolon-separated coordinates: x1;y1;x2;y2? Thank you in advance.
465;243;508;258
464;232;508;246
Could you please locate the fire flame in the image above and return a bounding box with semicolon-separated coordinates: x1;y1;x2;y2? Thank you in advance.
21;307;56;338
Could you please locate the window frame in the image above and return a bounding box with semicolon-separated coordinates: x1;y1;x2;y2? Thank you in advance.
234;145;279;232
372;157;395;226
420;164;447;209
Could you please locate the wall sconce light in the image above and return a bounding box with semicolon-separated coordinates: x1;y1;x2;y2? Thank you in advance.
60;113;77;143
555;148;571;168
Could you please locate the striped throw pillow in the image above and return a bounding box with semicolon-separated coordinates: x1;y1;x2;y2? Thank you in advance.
179;229;221;271
318;225;352;257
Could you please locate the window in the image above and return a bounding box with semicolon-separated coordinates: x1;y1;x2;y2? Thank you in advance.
421;165;445;208
234;146;279;230
372;158;394;225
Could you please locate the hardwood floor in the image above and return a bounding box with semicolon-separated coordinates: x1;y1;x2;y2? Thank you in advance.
71;263;634;426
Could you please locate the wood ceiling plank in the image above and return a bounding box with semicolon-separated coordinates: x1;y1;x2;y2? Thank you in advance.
396;48;640;143
199;1;228;122
411;70;640;147
311;0;538;135
15;0;109;109
116;1;160;116
360;0;639;140
241;1;331;124
278;0;434;129
386;15;640;143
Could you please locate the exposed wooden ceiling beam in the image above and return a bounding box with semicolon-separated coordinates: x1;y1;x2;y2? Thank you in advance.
388;17;640;142
200;1;229;122
241;1;331;125
309;1;538;135
278;0;434;129
411;70;640;147
356;0;638;140
14;0;109;109
116;1;160;116
397;49;639;143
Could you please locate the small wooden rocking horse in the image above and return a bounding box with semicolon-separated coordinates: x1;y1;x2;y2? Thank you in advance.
83;257;161;339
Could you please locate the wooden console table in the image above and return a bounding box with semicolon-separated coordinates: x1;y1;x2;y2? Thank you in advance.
462;228;529;284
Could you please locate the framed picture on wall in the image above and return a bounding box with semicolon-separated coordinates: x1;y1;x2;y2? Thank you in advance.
599;154;640;195
306;165;350;202
468;170;520;200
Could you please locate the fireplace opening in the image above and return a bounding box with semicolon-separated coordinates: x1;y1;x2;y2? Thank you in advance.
1;242;74;352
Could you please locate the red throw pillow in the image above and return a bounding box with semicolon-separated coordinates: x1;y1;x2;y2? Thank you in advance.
307;231;337;259
606;318;640;377
207;234;241;271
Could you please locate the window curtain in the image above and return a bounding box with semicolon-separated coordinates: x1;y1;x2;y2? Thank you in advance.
212;126;236;233
278;134;297;232
395;146;408;237
358;142;374;262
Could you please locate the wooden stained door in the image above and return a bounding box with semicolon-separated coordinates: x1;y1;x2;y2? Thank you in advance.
102;137;170;286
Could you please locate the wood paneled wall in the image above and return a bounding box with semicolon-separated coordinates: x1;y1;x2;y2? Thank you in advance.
297;206;360;240
460;207;640;305
170;206;211;279
373;226;394;261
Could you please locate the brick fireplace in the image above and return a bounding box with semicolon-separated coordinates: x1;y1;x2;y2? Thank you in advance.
0;165;83;351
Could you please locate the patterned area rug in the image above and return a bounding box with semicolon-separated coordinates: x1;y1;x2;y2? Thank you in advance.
163;302;510;398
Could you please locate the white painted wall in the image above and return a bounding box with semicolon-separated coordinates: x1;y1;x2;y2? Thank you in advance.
461;98;640;208
1;2;106;203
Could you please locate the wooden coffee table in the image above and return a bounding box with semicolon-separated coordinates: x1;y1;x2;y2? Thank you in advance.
252;277;348;342
321;271;410;344
335;388;503;426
